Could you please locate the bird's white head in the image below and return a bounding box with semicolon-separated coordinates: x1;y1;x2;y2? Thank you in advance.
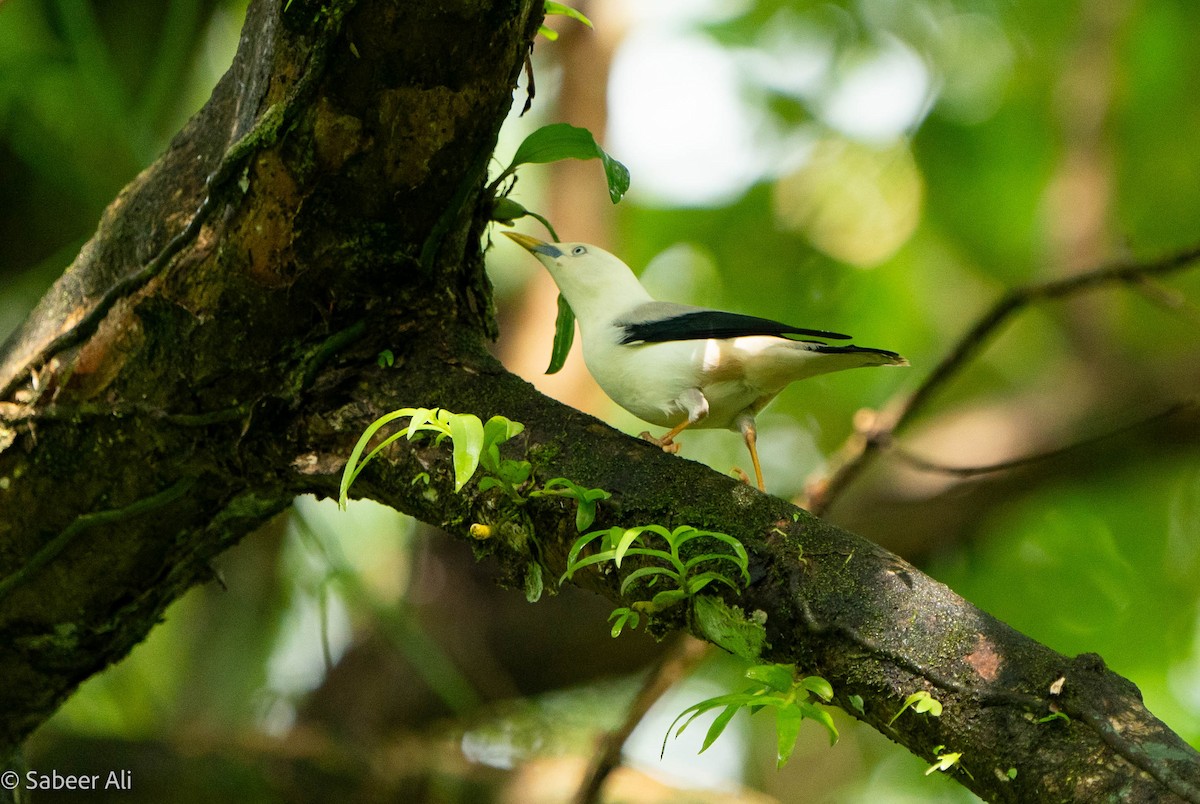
504;232;652;321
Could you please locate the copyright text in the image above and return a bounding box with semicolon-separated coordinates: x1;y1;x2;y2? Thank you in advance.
1;769;132;792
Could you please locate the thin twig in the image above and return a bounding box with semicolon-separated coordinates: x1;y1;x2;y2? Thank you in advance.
1130;275;1200;326
808;244;1200;515
574;635;712;804
887;400;1195;478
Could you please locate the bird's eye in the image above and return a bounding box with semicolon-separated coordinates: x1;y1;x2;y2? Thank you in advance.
571;246;587;256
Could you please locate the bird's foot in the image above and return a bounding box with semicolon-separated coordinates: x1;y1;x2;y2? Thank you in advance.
639;431;681;454
731;466;751;485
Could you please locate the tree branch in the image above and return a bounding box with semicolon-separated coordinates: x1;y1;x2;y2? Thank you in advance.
292;345;1200;802
886;399;1196;478
809;245;1200;515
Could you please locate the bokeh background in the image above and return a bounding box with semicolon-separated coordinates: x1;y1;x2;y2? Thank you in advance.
3;1;1199;801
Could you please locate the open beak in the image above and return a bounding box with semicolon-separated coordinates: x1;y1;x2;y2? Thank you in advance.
503;231;563;258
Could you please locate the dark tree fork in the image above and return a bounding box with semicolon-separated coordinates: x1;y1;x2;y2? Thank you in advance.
0;3;1197;802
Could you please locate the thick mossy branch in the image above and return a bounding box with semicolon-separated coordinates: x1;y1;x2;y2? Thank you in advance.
295;342;1200;804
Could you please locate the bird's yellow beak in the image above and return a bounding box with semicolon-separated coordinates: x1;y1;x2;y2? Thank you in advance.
503;231;562;258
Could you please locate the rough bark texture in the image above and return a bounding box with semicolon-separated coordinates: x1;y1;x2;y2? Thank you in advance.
0;2;1197;802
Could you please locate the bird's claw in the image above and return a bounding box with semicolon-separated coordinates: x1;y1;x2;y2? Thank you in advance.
731;466;751;485
639;431;681;454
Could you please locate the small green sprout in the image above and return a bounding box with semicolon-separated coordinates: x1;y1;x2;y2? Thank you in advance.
491;197;560;242
530;477;611;531
608;607;640;637
888;690;943;725
339;407;527;506
926;748;964;776
538;1;592;40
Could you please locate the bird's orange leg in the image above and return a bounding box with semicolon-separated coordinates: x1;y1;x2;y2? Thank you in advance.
639;419;692;454
737;415;765;492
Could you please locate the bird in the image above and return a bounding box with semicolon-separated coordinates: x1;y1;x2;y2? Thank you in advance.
504;231;907;492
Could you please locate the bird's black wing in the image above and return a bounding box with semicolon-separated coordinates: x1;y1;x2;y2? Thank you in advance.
617;307;852;345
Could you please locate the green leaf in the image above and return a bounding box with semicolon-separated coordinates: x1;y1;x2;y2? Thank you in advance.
491;196;528;224
848;694;865;714
505;123;630;203
620;565;681;594
483;442;501;474
539;477;581;494
406;407;443;440
692;594;768;660
800;702;840;746
613;526;643;565
560;550;619;583
912;692;943;717
685;572;740;595
544;1;593;28
563;527;615;573
609;607;639;637
684;530;750;582
889;690;942;725
775;705;803;768
497;459;532;487
701;705;741;753
666;692;758;745
575;498;597;532
745;663;796;695
799;675;834;702
546;293;576;374
648;588;690;609
483;415;524;447
684;551;751;578
480;416;523;476
339;407;420;508
447;413;485;491
477;476;504;493
925;751;962;775
613;526;648;565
